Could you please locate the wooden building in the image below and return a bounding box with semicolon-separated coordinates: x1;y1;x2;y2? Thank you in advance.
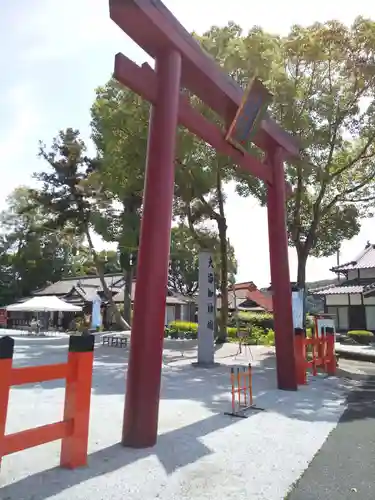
217;282;273;312
7;273;196;329
311;242;375;332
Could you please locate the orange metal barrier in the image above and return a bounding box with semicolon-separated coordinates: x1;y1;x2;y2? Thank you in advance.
294;327;336;385
225;364;264;418
0;334;95;471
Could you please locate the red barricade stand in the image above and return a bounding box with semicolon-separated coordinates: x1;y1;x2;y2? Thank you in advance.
0;334;95;471
294;327;336;385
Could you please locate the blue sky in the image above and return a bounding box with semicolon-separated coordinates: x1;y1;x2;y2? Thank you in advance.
1;0;374;286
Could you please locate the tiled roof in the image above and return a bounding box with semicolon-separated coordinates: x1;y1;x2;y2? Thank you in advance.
112;287;190;305
313;285;364;295
217;282;273;312
332;243;375;271
364;282;375;296
73;286;102;302
33;274;124;296
247;288;273;312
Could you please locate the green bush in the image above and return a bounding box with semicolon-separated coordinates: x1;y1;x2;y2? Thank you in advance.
168;321;198;339
348;330;373;335
226;327;241;338
263;329;275;346
228;327;275;346
347;330;374;345
227;311;274;331
166;319;275;346
167;322;242;340
306;315;315;330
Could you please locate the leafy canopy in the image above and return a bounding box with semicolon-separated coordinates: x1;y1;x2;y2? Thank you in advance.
197;18;375;283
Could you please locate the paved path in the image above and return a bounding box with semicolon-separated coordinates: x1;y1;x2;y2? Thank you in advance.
287;376;375;500
0;339;350;500
336;343;375;363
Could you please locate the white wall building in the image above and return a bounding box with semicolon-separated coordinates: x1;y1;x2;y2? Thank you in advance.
312;243;375;332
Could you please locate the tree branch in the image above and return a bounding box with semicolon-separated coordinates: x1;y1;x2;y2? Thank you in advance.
175;158;219;221
330;132;375;180
323;168;375;212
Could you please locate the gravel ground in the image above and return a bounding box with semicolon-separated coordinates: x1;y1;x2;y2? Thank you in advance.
0;337;352;500
287;376;375;500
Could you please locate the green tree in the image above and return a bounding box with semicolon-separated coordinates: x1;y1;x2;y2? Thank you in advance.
90;81;147;324
0;187;79;304
197;19;375;287
174;141;236;341
29;128;129;329
91;71;241;340
68;247;121;276
169;224;237;297
90;79;237;332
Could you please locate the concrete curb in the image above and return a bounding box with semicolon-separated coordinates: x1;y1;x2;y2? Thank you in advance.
336;348;375;364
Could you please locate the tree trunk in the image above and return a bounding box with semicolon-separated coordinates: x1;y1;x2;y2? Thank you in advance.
232;285;241;351
123;266;133;326
215;167;228;344
85;228;130;330
217;219;228;343
296;249;308;289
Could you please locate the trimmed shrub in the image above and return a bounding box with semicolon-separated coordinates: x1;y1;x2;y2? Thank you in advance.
167;321;240;340
263;329;275;346
228;327;275;346
166;320;275;346
226;327;241;339
306;328;313;338
347;330;374;345
227;311;274;331
168;321;198;339
306;315;315;331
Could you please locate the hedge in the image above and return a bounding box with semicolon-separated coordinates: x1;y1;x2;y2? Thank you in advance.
347;330;374;345
166;313;317;347
166;321;197;339
227;312;274;331
166;320;274;345
166;321;238;339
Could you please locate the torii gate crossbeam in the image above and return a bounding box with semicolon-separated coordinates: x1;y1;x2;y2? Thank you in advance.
109;0;300;449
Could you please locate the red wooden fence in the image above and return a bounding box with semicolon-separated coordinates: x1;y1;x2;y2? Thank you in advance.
294;327;336;385
0;334;95;471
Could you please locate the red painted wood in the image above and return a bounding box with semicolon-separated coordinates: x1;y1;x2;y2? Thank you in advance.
1;337;94;469
4;421;69;456
294;336;307;385
266;148;297;390
114;54;272;184
109;0;301;447
60;350;94;468
121;49;182;448
325;335;336;376
0;358;12;467
11;363;68;386
109;0;299;157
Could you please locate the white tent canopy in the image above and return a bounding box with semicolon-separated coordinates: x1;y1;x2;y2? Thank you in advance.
6;295;82;312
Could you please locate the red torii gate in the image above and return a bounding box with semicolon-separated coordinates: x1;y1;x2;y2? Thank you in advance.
109;0;300;448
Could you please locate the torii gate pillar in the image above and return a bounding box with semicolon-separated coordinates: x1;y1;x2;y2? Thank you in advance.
109;0;299;449
267;148;297;390
122;49;181;448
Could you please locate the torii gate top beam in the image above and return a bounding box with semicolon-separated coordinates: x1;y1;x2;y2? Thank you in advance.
109;0;300;159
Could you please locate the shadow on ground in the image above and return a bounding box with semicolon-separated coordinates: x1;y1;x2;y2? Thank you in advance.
0;334;361;499
7;335;351;423
0;411;245;499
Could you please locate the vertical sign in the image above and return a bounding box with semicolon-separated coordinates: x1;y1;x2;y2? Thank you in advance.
292;289;304;329
225;77;273;152
197;250;216;365
91;294;102;329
